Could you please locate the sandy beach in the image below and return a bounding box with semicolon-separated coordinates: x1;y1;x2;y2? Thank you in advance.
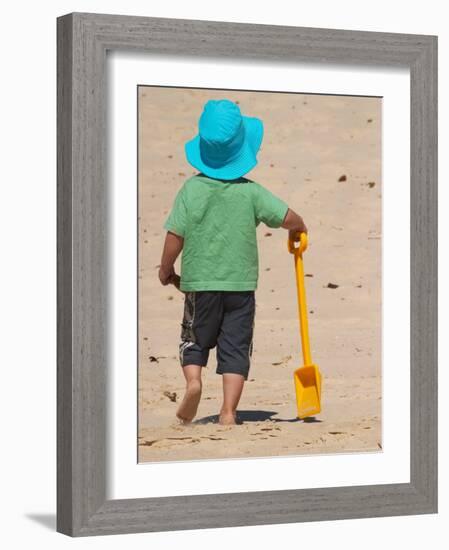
137;86;382;463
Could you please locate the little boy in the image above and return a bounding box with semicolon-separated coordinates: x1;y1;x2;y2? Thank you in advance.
159;99;307;425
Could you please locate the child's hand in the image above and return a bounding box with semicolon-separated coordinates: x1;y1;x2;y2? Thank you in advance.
159;265;183;292
169;273;181;290
282;210;308;238
159;265;176;286
289;229;300;242
288;224;307;243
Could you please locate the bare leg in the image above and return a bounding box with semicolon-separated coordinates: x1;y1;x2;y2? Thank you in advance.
219;373;245;425
176;365;203;424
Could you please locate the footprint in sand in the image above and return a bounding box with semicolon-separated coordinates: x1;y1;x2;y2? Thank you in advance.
163;391;177;402
141;436;203;448
140;439;158;447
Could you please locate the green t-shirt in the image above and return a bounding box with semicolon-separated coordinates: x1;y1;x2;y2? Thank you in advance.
163;174;289;291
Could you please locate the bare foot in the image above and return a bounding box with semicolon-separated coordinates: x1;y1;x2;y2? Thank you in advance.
219;410;237;425
176;380;202;424
175;415;192;426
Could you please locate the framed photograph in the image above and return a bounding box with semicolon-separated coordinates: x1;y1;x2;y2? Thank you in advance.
57;12;438;536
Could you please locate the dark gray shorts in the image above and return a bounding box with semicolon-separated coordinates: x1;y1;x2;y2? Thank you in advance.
179;290;256;380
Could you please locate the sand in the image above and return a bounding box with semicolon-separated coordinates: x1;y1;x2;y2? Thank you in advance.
137;87;382;463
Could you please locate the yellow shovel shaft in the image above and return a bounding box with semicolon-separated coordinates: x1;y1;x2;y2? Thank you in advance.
288;233;312;366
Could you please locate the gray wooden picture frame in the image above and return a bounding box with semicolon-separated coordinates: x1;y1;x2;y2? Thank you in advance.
57;12;438;537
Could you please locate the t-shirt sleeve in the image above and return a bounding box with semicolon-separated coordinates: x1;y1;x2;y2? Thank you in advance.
163;184;187;237
253;183;289;228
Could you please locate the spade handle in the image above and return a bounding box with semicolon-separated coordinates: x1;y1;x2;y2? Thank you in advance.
287;232;312;366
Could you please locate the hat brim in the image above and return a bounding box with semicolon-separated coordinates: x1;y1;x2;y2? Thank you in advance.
185;116;264;180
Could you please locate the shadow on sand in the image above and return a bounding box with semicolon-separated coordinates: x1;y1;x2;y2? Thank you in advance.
194;410;322;425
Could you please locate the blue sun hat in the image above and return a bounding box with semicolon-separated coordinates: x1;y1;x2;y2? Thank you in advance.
185;99;264;180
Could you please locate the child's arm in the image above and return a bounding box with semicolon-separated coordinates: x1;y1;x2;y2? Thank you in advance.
158;231;184;288
252;183;307;239
280;208;308;241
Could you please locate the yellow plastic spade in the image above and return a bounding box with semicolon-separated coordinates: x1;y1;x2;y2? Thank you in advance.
287;232;322;419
